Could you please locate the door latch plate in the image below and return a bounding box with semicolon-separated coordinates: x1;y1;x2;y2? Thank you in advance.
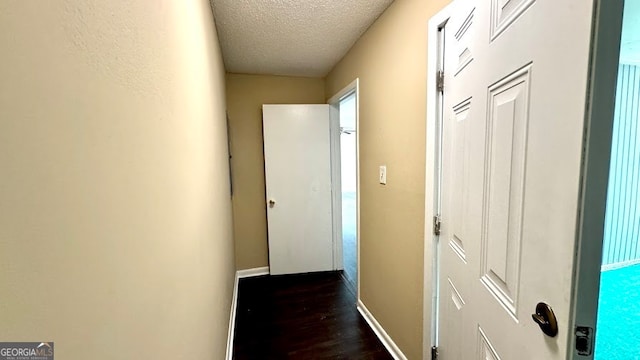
575;326;593;356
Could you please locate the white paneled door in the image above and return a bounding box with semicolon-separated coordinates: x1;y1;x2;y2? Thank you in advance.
263;104;334;276
438;0;598;358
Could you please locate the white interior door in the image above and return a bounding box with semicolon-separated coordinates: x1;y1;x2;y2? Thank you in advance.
437;0;597;358
263;104;334;276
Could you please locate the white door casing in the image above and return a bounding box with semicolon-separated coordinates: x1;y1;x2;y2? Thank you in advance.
436;0;599;359
329;79;361;297
263;104;334;275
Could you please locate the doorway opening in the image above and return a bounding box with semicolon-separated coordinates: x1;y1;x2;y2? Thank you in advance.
595;2;640;358
339;93;357;291
329;79;359;296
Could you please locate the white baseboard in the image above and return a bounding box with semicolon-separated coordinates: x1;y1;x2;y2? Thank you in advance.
225;272;239;360
602;258;640;271
357;299;408;360
226;267;270;360
237;266;270;278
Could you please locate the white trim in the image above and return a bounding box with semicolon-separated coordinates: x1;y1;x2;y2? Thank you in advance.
328;79;360;298
601;259;640;272
424;2;455;358
330;100;344;271
328;79;359;105
226;267;270;359
357;299;407;360
237;266;270;278
225;272;240;360
569;1;624;359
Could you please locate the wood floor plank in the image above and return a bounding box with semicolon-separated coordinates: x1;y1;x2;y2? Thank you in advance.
233;271;393;360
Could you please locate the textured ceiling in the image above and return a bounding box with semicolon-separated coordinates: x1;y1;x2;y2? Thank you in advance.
210;0;394;77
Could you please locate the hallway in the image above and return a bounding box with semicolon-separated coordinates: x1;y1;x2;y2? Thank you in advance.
233;272;391;359
0;0;431;355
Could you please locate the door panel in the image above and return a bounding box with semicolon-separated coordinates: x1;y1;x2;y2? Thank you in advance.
480;64;530;321
263;104;334;275
450;99;471;263
438;0;595;358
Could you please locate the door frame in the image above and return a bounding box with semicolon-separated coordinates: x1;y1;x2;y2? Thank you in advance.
328;78;360;297
423;1;623;359
423;3;454;358
568;2;623;359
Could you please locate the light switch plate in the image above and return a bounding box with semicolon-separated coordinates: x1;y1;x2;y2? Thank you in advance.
379;165;387;185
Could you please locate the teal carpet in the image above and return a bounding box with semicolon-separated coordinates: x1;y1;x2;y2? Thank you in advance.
595;263;640;359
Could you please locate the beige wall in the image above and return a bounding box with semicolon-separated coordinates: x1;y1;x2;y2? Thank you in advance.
0;1;235;359
226;74;325;270
325;0;450;358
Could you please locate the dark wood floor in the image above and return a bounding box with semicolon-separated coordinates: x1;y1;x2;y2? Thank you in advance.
233;271;393;360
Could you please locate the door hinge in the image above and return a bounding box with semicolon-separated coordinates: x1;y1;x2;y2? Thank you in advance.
575;326;593;356
433;215;441;236
431;346;439;360
436;70;445;93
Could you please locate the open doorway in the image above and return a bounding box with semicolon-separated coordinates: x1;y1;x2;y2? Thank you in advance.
329;80;359;295
595;2;640;358
339;93;357;291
